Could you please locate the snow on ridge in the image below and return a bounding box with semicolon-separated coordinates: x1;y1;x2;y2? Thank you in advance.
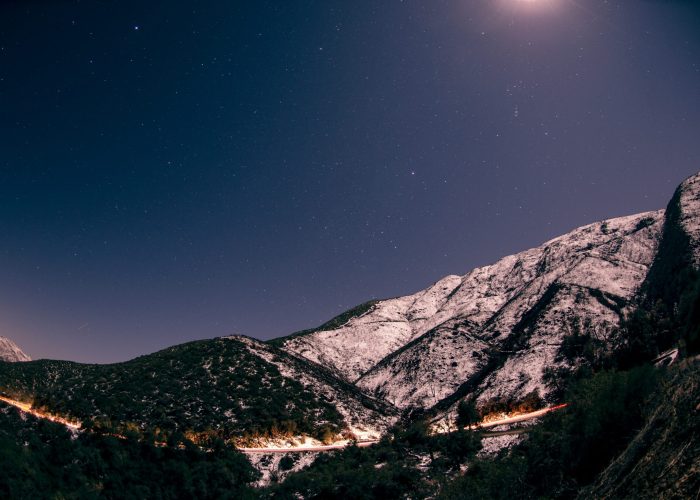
277;209;668;413
0;337;31;362
282;210;664;395
366;211;664;409
280;274;463;382
356;323;489;409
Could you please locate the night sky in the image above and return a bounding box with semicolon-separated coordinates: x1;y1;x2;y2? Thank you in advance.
1;1;699;363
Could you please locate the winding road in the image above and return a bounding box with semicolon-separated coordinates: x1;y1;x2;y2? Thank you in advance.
0;394;567;455
240;403;569;454
0;395;81;430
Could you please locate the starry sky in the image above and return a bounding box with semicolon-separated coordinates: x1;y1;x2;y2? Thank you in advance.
1;0;700;363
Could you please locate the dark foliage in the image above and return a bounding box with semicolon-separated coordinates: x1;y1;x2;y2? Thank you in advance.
456;400;479;428
440;365;661;499
622;186;700;363
633;216;657;232
0;338;345;442
0;403;259;499
580;360;700;499
477;390;545;420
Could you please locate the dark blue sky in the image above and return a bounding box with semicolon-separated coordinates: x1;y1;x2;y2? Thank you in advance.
1;0;699;363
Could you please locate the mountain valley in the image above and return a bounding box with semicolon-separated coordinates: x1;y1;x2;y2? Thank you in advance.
2;172;700;498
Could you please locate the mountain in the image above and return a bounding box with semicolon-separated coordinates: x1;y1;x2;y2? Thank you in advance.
276;172;700;413
1;174;699;498
1;172;699;490
0;337;30;363
0;336;394;443
278;210;664;410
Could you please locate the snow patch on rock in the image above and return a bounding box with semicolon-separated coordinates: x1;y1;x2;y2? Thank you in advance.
247;451;319;487
478;434;524;458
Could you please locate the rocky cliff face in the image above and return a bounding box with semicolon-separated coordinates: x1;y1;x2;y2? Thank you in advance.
580;357;700;500
676;173;700;266
277;173;700;412
0;337;30;362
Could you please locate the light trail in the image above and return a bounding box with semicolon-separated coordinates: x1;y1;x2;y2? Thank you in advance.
242;404;570;454
471;403;569;430
238;440;377;454
0;394;568;455
0;395;82;430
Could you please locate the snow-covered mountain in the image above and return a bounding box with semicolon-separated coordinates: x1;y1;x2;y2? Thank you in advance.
3;172;698;455
0;337;30;362
277;172;700;412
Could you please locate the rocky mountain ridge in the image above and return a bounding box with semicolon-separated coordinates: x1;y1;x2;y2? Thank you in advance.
276;172;700;413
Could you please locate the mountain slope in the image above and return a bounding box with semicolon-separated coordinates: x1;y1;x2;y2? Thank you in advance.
277;172;699;417
0;337;30;362
277;210;664;410
580;357;700;500
0;336;394;442
279;275;464;382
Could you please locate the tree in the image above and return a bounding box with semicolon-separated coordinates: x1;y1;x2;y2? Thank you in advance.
456;400;480;429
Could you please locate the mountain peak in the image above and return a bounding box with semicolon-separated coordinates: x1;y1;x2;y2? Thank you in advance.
0;337;30;362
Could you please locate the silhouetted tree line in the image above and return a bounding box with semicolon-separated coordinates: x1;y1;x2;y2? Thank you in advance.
0;405;259;499
440;365;661;499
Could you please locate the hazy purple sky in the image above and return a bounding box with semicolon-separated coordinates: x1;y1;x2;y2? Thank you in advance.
1;0;699;363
